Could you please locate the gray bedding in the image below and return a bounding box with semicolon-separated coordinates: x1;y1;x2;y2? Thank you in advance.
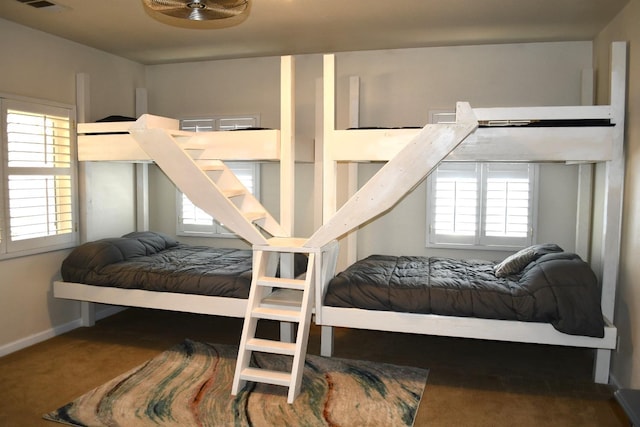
324;251;605;338
60;231;306;299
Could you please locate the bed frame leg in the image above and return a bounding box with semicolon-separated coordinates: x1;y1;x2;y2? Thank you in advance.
80;301;96;327
593;349;611;384
280;321;295;343
320;326;334;357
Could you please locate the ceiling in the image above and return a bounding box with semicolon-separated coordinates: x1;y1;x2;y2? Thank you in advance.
0;0;630;65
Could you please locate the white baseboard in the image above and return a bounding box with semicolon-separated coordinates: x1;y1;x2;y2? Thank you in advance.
609;372;622;390
0;305;126;358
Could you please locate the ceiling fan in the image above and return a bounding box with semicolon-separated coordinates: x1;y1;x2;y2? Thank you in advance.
142;0;249;21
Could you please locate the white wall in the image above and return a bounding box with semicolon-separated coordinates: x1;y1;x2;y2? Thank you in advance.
0;19;145;354
594;0;640;388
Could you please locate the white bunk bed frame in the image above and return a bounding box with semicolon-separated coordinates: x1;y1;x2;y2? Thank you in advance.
313;42;627;385
54;44;625;385
54;56;300;327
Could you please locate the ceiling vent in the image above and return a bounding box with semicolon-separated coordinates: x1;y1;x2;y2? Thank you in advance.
16;0;67;12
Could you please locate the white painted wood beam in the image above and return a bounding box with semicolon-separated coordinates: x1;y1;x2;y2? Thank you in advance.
280;55;295;238
600;41;627;320
346;75;360;266
135;87;149;232
575;68;595;261
306;102;478;248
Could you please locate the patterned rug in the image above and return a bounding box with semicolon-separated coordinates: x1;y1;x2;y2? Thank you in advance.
44;339;428;426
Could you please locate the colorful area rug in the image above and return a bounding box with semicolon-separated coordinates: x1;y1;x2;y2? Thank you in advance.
44;339;428;426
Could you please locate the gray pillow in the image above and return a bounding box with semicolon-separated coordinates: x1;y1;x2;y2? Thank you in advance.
494;243;563;278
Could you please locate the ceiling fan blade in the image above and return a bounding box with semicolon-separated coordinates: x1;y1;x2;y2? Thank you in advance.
142;0;189;10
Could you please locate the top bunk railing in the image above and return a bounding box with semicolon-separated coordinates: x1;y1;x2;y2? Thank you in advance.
77;119;284;162
322;54;620;164
75;56;310;163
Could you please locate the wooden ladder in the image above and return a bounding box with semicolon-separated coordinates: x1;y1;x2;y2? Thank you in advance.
231;237;316;403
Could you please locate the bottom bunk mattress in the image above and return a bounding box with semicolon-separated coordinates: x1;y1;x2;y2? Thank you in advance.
60;231;306;299
324;245;605;338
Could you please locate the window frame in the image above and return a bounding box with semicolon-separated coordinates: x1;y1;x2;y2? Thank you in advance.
0;95;78;259
426;161;539;251
176;115;261;239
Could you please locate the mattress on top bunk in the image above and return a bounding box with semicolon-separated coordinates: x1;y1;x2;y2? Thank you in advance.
60;231;306;299
324;244;605;338
347;119;612;130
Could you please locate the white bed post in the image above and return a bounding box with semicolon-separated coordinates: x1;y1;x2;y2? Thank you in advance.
314;75;336;356
135;88;149;232
321;75;359;355
280;55;295;241
314;78;324;233
75;72;96;327
595;41;627;384
345;76;360;266
279;55;297;342
320;54;338;357
75;73;90;245
574;69;595;262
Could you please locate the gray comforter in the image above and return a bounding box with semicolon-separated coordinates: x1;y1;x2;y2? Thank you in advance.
324;253;605;337
61;231;306;299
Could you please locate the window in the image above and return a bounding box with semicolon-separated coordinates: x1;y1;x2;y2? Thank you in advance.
426;162;538;249
1;98;77;257
177;115;260;238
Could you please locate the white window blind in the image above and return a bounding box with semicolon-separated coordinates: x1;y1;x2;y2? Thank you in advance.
177;116;260;238
484;163;531;239
427;162;537;249
1;98;77;256
432;162;479;238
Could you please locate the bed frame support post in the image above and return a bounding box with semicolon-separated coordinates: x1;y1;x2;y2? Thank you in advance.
320;326;334;357
593;349;612;384
280;322;295;343
80;301;96;327
594;41;627;384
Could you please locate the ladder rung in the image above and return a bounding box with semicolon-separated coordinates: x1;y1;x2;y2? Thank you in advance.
222;188;246;198
180;144;206;151
257;276;306;290
252;306;301;322
246;338;296;356
167;130;194;137
261;289;303;308
200;164;225;172
244;211;267;222
202;170;224;178
240;367;291;387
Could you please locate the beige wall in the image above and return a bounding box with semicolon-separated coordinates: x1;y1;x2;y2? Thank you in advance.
594;0;640;388
0;19;145;354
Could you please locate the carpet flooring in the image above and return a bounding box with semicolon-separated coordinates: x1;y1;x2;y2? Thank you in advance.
43;339;427;426
0;307;629;426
